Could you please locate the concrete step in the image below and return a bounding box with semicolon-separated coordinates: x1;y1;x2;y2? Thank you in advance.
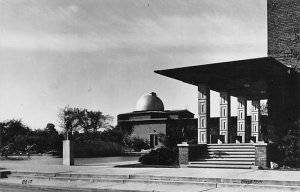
7;174;218;188
3;170;300;191
207;145;255;149
207;151;255;155
193;158;255;161
8;171;130;180
187;164;253;169
189;161;254;165
207;148;255;152
207;144;254;146
1;178;300;192
203;154;255;158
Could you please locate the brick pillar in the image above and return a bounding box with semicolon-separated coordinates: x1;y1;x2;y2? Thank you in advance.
237;97;247;143
220;92;230;143
198;85;210;144
251;100;260;143
177;143;189;165
254;143;268;168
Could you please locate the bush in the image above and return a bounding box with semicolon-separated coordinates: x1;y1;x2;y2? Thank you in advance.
74;140;125;158
279;130;300;168
139;147;178;165
125;137;150;152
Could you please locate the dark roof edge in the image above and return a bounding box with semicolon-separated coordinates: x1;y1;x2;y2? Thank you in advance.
154;57;289;75
118;109;194;116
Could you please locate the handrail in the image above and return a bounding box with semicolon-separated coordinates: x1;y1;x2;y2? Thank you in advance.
0;143;14;152
1;143;15;157
1;143;37;158
25;144;36;152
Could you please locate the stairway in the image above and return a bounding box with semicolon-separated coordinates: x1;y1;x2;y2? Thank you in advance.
188;144;255;169
2;170;300;192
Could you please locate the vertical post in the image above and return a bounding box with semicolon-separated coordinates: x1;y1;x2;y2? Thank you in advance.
0;125;2;149
237;97;247;143
220;92;231;143
251;100;260;143
63;140;74;166
254;143;268;168
198;85;210;144
63;131;74;166
177;143;189;166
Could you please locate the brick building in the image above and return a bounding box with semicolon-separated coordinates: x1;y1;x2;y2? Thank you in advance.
117;92;197;149
154;0;300;168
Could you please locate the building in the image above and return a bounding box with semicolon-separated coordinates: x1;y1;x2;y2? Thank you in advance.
117;92;197;149
153;0;300;168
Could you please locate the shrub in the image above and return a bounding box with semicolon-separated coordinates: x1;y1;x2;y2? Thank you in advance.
279;130;300;167
74;140;125;158
125;137;150;152
139;147;178;165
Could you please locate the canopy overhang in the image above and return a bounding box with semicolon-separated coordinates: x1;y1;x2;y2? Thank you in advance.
155;57;291;100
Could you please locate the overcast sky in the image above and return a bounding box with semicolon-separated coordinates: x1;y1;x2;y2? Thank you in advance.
0;0;267;130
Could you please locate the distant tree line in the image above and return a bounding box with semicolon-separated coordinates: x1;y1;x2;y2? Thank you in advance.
0;120;63;154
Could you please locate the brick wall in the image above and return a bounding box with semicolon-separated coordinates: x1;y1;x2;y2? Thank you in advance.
178;145;189;165
254;144;268;168
268;0;300;68
132;122;166;147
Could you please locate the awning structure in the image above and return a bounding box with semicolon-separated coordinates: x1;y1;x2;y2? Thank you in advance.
155;57;290;100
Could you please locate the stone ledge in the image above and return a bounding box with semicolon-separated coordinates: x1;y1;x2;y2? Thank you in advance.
253;142;268;147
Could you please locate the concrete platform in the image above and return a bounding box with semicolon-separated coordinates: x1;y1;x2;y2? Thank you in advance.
1;160;300;192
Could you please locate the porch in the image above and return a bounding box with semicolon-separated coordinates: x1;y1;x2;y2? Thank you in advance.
155;57;297;168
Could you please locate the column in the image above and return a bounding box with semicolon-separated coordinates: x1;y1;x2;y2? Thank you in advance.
237;97;247;143
198;85;210;144
63;140;74;166
220;92;230;143
251;100;260;143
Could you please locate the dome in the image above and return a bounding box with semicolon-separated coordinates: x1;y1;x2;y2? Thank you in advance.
136;92;164;111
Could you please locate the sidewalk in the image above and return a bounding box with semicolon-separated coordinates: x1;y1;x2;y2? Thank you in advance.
1;159;300;192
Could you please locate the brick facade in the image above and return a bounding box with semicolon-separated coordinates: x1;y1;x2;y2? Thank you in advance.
178;143;189;165
268;0;300;68
254;143;268;168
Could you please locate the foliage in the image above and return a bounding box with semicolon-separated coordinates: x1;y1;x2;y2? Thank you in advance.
73;133;124;157
0;119;31;150
260;102;268;116
58;106;113;134
278;128;300;168
124;137;150;152
139;147;178;165
99;126;127;144
162;119;197;149
0;120;63;155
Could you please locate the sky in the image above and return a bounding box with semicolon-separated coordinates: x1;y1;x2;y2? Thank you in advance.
0;0;267;131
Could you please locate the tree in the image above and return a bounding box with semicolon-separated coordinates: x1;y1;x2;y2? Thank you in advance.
82;110;113;133
58;106;82;133
0;119;31;151
58;106;113;134
45;123;58;134
260;102;268;116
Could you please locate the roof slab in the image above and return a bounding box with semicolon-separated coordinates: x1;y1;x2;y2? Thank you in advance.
155;57;291;100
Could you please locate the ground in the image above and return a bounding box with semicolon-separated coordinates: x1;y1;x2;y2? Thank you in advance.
0;155;299;192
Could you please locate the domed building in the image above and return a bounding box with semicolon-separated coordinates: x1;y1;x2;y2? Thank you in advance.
117;92;197;149
136;92;164;111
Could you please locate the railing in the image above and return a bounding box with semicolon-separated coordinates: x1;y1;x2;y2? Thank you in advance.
1;143;37;158
24;144;37;156
0;143;15;157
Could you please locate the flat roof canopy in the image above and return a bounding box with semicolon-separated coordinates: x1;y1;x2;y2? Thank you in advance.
155;57;290;100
